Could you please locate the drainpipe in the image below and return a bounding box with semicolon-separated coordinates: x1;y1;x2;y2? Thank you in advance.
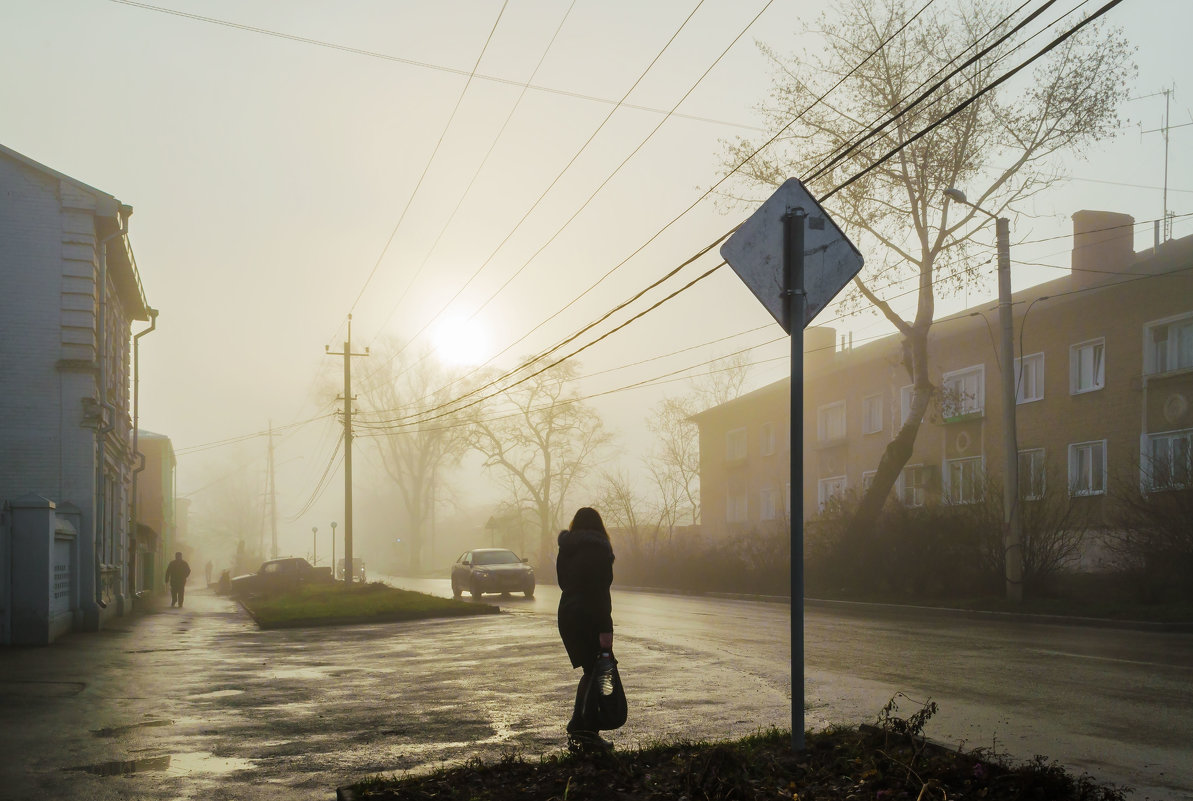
130;307;158;598
91;205;132;621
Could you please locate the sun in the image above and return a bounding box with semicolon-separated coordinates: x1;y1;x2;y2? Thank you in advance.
431;315;492;367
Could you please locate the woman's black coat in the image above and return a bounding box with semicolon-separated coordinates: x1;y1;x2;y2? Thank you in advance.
556;527;614;671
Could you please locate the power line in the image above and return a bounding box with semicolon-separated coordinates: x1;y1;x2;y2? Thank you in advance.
285;434;344;522
823;0;1127;201
106;0;762;132
373;0;942;414
174;411;335;456
364;0;579;348
361;0;712;380
362;260;727;430
802;0;1055;186
346;0;509;315
366;0;776;394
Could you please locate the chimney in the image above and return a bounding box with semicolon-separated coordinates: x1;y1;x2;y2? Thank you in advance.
805;326;836;372
1071;210;1135;284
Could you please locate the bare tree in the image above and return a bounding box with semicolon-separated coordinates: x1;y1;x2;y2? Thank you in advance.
463;360;612;568
644;353;752;534
720;0;1134;539
356;340;468;574
597;467;661;563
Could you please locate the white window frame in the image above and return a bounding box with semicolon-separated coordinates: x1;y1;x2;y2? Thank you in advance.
726;427;747;461
945;457;984;505
862;394;883;435
817;476;847;510
759;486;777;520
861;470;877;494
1068;440;1107;496
760;422;777;456
898;464;928;507
900;384;914;426
1070;338;1106;394
1015;352;1045;404
726;489;748;523
941;364;985;417
1018;448;1046;501
817;401;846;442
1144;313;1193;375
1147;429;1193;490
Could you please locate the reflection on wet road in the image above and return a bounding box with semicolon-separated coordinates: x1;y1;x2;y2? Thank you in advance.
2;580;1190;800
387;574;1193;800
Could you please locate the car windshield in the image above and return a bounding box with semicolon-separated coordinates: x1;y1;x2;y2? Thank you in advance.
472;550;521;566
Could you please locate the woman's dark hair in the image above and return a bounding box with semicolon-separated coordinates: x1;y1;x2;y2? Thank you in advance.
569;507;613;561
569;507;606;536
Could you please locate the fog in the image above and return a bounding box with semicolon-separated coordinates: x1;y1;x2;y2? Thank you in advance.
2;0;1189;575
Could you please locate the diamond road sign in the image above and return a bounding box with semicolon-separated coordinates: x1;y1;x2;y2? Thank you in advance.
720;178;864;333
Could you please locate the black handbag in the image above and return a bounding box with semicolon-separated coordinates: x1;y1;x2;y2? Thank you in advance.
584;651;627;731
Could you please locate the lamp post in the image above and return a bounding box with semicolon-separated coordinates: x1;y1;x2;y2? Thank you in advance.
944;188;1024;602
330;522;337;579
311;527;318;565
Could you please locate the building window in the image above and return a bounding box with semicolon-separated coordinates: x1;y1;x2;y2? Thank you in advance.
945;457;983;504
1145;314;1193;375
900;384;914;426
760;422;777;456
899;464;929;507
1019;448;1046;500
1069;440;1106;495
1148;429;1193;490
817;476;847;510
817;401;846;441
941;365;985;418
726;489;748;522
1070;338;1105;394
759;486;777;520
726;427;747;461
861;470;876;494
1015;352;1045;404
862;394;883;434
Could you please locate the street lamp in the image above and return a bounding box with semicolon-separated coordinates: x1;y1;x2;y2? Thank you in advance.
311;526;318;565
944;188;1024;603
330;522;337;579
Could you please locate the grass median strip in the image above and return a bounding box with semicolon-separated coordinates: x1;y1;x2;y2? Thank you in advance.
345;724;1127;801
240;582;499;629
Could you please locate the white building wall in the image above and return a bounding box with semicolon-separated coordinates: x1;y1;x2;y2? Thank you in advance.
1;147;145;638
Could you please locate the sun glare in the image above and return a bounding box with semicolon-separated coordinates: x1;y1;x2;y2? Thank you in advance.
432;316;491;367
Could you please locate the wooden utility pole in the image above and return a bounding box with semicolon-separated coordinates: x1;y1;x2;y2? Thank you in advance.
268;422;279;559
326;315;368;585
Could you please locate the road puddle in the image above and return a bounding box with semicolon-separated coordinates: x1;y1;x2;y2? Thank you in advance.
187;688;245;699
71;755;171;775
92;719;173;737
70;752;254;776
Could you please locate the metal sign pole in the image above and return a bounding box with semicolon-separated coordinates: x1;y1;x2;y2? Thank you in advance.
784;206;807;751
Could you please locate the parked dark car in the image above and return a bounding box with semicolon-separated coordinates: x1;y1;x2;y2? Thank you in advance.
451;549;535;598
336;557;366;582
230;557;333;597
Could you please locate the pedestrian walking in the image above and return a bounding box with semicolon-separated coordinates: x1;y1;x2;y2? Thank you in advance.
164;551;192;608
556;506;616;752
204;560;213;586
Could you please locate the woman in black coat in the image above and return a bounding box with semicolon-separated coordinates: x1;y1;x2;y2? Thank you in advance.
556;506;615;746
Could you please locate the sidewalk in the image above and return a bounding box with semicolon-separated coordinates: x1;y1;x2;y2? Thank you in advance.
0;587;758;801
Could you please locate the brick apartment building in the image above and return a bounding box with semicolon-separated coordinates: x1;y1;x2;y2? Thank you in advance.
0;144;155;644
693;211;1193;547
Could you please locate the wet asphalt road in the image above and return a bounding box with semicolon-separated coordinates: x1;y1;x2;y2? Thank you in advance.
0;581;1190;800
